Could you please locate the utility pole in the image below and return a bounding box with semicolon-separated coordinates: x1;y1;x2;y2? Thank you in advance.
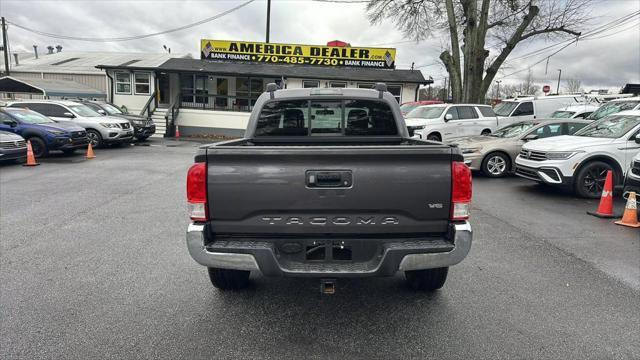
265;0;271;43
556;69;562;94
496;80;502;99
1;17;10;76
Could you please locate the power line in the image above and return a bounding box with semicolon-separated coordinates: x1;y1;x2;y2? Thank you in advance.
496;11;640;80
6;0;256;42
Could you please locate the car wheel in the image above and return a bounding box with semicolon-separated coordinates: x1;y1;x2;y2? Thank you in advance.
405;267;448;291
575;161;615;198
207;267;250;290
482;152;511;178
86;130;103;148
28;137;48;158
427;133;442;142
481;129;491;136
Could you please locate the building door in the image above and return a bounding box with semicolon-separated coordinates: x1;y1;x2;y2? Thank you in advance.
195;76;208;105
157;73;170;105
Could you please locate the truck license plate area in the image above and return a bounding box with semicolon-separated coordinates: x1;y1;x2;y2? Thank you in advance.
278;239;379;263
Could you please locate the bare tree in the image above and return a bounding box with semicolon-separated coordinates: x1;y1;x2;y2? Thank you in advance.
564;79;583;93
367;0;593;103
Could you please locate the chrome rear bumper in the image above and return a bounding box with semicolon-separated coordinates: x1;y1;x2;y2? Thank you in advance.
186;222;472;276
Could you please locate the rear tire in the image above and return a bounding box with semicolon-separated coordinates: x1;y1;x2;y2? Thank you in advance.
426;133;442;142
481;129;491;135
405;267;449;291
28;137;48;158
207;267;250;290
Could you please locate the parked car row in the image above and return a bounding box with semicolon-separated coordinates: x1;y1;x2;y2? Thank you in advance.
405;96;640;198
0;99;156;162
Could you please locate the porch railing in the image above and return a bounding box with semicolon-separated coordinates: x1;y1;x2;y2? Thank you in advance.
180;93;255;112
139;90;158;119
164;92;181;138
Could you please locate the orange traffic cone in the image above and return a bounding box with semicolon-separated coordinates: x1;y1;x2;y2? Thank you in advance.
615;192;640;228
23;140;40;166
175;125;180;139
587;170;616;218
85;142;96;159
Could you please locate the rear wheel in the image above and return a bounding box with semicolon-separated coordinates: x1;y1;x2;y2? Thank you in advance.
481;129;492;135
86;130;103;148
426;133;442;142
574;161;614;198
28;137;48;158
405;267;449;291
481;152;511;177
207;268;250;290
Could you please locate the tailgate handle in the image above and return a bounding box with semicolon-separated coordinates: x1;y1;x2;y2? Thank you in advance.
306;170;352;188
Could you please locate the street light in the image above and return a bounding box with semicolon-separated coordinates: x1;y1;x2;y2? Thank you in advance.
556;69;562;95
496;80;502;99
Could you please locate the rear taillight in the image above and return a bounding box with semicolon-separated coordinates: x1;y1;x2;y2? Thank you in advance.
187;162;207;221
451;161;472;220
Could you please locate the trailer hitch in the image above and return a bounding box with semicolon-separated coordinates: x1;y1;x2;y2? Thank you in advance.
320;278;336;295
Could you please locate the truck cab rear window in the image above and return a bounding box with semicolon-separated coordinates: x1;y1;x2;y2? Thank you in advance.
255;99;397;136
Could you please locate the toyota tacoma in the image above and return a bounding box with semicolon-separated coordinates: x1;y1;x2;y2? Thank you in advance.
186;84;473;293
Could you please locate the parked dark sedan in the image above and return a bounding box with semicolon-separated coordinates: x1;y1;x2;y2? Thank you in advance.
0;108;88;157
0;130;27;163
81;100;156;141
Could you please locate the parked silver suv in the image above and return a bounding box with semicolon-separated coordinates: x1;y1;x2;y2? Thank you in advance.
7;100;133;148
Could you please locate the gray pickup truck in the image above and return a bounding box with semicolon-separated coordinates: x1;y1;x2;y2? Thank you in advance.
186;84;472;293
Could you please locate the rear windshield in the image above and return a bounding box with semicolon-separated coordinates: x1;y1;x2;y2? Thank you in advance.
254;99;398;136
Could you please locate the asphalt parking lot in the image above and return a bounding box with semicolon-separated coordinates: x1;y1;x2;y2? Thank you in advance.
1;140;639;359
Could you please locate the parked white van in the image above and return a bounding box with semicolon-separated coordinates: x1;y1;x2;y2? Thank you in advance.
494;95;584;126
409;104;498;142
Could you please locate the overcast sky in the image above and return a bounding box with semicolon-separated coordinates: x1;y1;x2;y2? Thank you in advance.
1;0;639;92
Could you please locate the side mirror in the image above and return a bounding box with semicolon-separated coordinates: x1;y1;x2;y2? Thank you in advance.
97;109;106;115
444;113;453;121
635;134;640;144
523;134;538;141
63;112;75;118
3;119;17;127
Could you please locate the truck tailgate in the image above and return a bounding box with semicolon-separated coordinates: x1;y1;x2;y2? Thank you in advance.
206;145;453;235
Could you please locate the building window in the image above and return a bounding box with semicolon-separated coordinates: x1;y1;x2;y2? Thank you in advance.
134;72;151;95
236;77;264;111
115;72;131;94
387;85;402;103
329;81;347;88
357;83;375;89
302;80;320;88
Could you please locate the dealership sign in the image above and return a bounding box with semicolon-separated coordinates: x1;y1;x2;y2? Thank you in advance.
200;39;396;69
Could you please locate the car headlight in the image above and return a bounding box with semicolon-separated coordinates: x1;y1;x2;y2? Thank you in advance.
545;151;582;160
461;147;482;154
47;129;67;135
100;123;120;128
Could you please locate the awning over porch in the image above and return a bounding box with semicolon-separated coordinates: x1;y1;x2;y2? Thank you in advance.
0;76;106;98
156;58;430;84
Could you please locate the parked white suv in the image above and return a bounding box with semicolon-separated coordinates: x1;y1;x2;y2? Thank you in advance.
515;111;640;198
551;104;599;119
7;100;133;148
585;96;640;121
409;104;498;141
